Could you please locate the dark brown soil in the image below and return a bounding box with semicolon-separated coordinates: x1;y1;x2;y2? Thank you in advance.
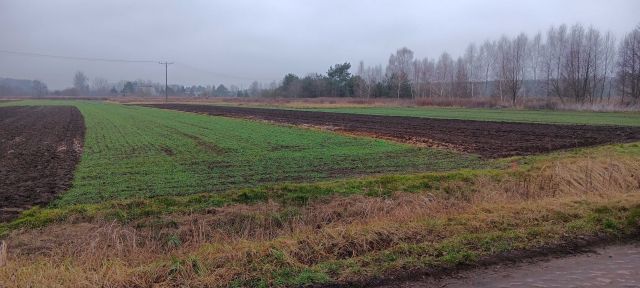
0;106;85;221
142;104;640;158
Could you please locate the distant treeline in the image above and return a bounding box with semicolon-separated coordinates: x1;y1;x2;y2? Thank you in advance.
264;23;640;104
4;23;638;105
0;73;249;98
0;78;48;97
58;72;250;98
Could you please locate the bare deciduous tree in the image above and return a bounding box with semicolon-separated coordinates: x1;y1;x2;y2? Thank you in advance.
464;44;481;98
306;23;638;106
73;71;89;93
454;57;470;97
506;33;528;104
32;80;47;97
617;24;640;103
249;81;261;97
92;77;110;95
528;32;543;96
479;40;496;97
601;31;617;101
435;52;454;98
387;47;414;99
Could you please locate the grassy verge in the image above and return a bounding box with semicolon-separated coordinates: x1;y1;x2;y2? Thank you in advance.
1;143;639;287
5;140;638;233
0;168;499;233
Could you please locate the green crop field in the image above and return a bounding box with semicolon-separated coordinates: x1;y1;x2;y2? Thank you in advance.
301;106;640;126
3;100;640;288
2;100;484;205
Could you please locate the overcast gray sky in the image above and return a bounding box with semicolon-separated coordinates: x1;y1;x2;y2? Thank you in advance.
1;0;638;89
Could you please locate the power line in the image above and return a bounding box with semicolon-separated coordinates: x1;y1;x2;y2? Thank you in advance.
0;48;277;83
0;49;158;63
174;62;275;82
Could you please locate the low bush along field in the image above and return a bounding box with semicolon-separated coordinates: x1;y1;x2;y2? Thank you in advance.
0;100;482;206
303;106;640;126
1;100;640;287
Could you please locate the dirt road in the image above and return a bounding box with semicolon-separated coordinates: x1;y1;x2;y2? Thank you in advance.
381;243;640;288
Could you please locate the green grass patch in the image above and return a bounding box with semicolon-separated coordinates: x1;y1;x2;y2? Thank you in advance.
0;168;501;233
2;100;484;206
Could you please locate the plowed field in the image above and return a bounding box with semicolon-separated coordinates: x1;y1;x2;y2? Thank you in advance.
0;106;84;221
143;104;640;158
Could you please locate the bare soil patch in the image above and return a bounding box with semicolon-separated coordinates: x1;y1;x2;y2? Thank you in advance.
143;104;640;158
0;106;85;221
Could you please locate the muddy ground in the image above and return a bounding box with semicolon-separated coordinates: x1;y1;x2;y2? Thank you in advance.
0;106;84;221
143;104;640;158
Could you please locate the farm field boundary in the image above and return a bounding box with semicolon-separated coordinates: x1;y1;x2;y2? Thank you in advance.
142;104;640;158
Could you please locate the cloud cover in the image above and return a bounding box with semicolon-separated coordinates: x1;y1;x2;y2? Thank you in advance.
1;0;638;89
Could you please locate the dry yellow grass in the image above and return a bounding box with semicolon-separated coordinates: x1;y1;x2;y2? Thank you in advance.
1;153;639;287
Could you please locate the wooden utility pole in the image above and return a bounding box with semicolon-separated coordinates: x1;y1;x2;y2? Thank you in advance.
159;62;173;102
